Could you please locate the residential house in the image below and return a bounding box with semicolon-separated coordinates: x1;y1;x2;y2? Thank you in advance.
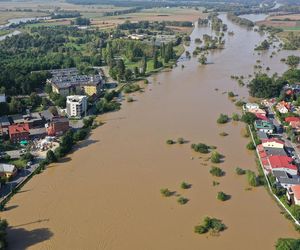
254;120;274;134
8;123;30;143
244;103;259;111
285;117;300;123
248;108;267;116
0;164;17;179
276;101;291;114
261;138;284;149
285;117;300;132
255;113;268;121
66;95;87;118
257;144;287;172
261;98;276;108
257;131;268;140
287;185;300;205
274;170;300;189
269;155;298;176
46;116;69;136
283;83;300;94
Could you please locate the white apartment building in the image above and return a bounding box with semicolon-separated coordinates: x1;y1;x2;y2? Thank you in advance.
66;95;87;118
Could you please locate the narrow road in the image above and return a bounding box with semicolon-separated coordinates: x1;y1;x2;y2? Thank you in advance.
0;161;39;200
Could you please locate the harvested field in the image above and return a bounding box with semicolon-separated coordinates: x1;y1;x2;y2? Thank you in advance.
267;13;300;21
257;20;298;28
91;7;207;32
0;1;128;13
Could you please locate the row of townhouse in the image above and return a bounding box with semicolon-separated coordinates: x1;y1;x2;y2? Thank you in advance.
248;102;300;206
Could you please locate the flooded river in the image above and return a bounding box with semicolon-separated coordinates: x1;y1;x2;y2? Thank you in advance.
2;14;300;250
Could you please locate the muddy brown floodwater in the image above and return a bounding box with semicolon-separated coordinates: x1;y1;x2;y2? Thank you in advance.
2;14;300;250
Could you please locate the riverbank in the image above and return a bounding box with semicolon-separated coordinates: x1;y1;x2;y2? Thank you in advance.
2;13;300;250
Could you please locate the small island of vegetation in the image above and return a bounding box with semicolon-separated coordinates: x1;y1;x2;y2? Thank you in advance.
194;217;226;235
210;166;224;177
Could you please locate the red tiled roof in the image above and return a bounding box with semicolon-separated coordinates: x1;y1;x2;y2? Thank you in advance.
285;117;300;123
257;144;264;152
290;121;300;129
259;150;268;159
255;113;268;121
8;123;30;135
261;138;284;145
261;158;269;167
269;155;297;171
291;185;300;200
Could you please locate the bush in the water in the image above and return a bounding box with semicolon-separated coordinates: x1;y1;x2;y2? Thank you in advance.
194;217;226;234
217;114;229;124
160;188;172;197
210;166;224;177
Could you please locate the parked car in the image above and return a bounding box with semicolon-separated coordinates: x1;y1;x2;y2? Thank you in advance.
26;161;32;168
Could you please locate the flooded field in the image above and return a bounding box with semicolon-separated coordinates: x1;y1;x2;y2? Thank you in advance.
2;14;300;250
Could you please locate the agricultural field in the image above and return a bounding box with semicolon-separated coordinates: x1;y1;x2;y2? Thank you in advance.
23;19;71;28
0;1;128;13
0;11;48;25
257;13;300;31
89;7;207;32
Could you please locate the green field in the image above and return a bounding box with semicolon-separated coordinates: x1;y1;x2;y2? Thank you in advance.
0;30;10;36
283;26;300;31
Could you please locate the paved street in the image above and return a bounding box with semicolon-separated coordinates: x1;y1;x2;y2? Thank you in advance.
0;161;39;201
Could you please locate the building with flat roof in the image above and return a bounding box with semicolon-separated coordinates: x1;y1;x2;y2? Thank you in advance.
9;112;46;129
0;116;11;128
274;170;300;189
47;68;103;97
66;95;87;118
0;163;17;179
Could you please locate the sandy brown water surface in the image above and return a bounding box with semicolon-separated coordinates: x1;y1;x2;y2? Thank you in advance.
2;14;300;250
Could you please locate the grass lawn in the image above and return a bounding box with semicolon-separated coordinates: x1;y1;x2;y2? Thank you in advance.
174;44;185;57
0;30;10;36
8;159;27;169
